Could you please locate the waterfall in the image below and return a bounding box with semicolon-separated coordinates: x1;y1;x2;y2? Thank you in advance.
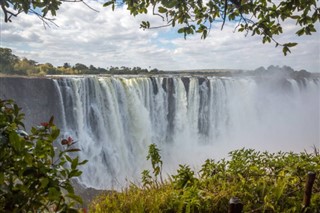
50;76;320;189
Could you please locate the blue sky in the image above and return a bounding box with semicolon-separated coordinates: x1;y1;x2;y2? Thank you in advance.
0;1;319;72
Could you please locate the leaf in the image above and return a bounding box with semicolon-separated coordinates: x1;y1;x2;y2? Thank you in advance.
286;42;297;47
9;131;22;152
79;159;88;165
296;28;305;36
65;154;73;163
158;6;167;13
178;28;185;33
69;170;82;178
67;193;83;205
48;187;61;201
282;46;291;56
51;127;60;140
71;156;79;170
103;1;114;7
66;148;81;153
40;178;49;189
48;116;54;126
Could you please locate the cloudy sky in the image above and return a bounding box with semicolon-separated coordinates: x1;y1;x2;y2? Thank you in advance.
0;1;319;72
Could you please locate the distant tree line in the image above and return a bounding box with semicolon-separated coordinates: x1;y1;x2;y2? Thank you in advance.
252;65;312;79
0;48;161;76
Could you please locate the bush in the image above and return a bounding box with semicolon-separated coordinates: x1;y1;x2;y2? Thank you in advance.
91;145;320;212
0;99;87;212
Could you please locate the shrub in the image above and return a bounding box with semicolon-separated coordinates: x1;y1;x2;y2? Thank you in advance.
0;99;87;212
91;145;320;212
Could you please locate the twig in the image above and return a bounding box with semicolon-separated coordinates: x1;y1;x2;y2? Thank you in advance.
152;4;165;21
149;23;172;29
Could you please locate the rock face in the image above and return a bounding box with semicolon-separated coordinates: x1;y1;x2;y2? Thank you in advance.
0;77;64;130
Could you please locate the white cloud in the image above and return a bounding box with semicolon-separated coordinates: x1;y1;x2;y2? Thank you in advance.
0;2;319;72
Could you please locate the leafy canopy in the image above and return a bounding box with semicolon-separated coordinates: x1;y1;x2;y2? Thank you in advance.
1;0;319;54
0;0;95;27
104;0;320;55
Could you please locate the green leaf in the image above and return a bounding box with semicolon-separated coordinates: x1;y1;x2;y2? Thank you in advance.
286;42;297;47
178;28;185;33
9;132;22;152
48;187;61;201
103;1;114;7
67;193;83;204
51;127;60;140
48;116;54;126
71;156;79;170
296;28;305;36
40;178;49;189
158;6;167;13
69;170;82;178
282;46;290;56
65;154;73;163
79;159;88;165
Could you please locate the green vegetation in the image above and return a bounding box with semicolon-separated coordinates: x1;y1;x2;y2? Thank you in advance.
1;0;319;55
91;144;320;212
105;0;319;55
0;99;87;212
0;47;161;76
1;47;315;77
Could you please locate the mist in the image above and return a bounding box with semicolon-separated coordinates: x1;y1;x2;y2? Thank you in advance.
0;73;318;189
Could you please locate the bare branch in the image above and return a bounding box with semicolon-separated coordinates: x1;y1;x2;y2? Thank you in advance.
221;0;228;30
29;9;59;29
149;23;172;29
60;0;99;12
80;0;99;13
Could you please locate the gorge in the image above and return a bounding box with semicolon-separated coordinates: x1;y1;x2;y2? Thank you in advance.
0;73;319;190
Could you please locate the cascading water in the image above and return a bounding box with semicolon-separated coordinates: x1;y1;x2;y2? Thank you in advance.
50;75;319;189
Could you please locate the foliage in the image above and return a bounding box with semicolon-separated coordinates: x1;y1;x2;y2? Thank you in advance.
2;0;319;55
0;48;161;76
0;99;87;212
0;0;87;26
104;0;320;55
91;144;320;212
0;48;19;73
145;143;163;185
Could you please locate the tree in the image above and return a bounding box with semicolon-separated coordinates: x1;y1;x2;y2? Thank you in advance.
0;48;19;73
73;63;89;74
104;0;319;55
38;63;60;75
63;63;71;69
14;58;39;75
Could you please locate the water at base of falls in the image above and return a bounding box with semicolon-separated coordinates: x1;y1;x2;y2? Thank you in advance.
50;76;319;189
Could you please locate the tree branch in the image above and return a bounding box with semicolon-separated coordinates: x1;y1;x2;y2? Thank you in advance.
29;9;59;29
221;0;228;30
0;0;22;22
152;4;165;21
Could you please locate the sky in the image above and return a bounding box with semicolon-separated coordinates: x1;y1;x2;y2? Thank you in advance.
0;1;319;72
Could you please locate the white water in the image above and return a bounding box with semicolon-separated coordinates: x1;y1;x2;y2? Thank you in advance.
54;76;320;189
